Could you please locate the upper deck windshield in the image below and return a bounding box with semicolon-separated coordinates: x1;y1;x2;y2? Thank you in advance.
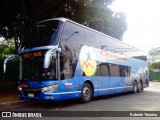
22;20;63;49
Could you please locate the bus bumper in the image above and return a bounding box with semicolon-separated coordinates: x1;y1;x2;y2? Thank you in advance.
18;90;81;101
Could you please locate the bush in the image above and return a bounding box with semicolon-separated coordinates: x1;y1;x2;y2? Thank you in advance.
149;62;160;69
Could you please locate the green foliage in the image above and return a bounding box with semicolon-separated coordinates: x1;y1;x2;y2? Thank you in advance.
0;39;15;59
74;1;127;40
0;0;127;51
0;38;17;85
64;0;127;40
3;46;15;55
0;44;7;53
149;62;160;69
149;61;160;70
148;62;152;69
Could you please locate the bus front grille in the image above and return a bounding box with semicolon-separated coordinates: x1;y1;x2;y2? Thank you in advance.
22;88;41;97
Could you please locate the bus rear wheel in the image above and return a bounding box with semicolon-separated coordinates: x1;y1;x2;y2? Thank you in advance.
133;81;138;94
138;81;143;92
81;83;93;103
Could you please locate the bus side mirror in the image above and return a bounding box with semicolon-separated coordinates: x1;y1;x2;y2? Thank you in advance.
3;59;7;73
44;53;52;69
44;48;61;69
3;55;22;73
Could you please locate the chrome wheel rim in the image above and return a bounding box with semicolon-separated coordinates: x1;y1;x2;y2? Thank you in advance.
134;83;137;92
83;87;90;100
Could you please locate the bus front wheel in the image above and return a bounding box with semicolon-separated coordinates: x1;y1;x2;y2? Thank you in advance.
81;83;93;103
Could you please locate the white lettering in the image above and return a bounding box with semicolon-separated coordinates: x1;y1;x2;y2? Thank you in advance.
144;113;158;117
28;113;42;117
132;113;143;117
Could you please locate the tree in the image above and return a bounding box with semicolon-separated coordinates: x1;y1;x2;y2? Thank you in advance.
0;0;127;51
0;38;16;86
0;39;15;59
148;47;160;70
149;62;160;69
148;47;160;62
72;0;127;39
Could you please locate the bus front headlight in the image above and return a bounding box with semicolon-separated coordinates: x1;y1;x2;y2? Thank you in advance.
42;84;58;92
18;86;22;91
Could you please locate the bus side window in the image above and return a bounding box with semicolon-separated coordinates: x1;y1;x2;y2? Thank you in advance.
118;65;131;77
60;55;74;80
95;62;101;76
60;55;65;80
72;60;77;77
95;62;109;76
119;65;126;77
126;66;131;77
64;58;71;79
109;64;120;77
99;63;109;76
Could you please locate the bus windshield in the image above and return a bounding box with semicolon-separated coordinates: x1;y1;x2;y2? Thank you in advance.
21;56;57;81
22;20;62;49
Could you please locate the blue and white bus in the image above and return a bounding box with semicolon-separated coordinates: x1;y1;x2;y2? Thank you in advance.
4;18;149;102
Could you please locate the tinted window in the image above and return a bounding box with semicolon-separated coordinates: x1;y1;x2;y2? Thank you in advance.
109;64;120;77
133;55;147;61
60;21;132;78
95;62;109;76
94;62;130;77
60;21;147;61
23;20;62;49
119;65;131;77
60;47;77;80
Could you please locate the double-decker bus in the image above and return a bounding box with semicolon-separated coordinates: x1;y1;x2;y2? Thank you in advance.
4;18;149;102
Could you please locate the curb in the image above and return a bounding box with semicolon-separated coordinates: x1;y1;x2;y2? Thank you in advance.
0;100;29;106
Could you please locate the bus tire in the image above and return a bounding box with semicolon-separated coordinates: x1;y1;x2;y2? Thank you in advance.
133;81;138;94
138;81;143;92
81;83;93;103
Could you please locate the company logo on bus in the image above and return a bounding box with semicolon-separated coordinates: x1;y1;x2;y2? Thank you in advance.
80;46;97;76
100;50;128;62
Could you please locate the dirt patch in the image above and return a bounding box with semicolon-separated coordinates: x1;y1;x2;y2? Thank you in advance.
0;92;20;103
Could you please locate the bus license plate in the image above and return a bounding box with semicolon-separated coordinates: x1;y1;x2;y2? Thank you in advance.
28;93;34;97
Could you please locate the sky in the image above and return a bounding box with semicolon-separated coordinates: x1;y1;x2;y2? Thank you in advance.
110;0;160;52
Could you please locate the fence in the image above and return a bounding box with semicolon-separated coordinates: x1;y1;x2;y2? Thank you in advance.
149;69;160;81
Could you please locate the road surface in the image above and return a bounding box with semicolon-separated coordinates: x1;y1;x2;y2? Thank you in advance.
1;81;160;120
